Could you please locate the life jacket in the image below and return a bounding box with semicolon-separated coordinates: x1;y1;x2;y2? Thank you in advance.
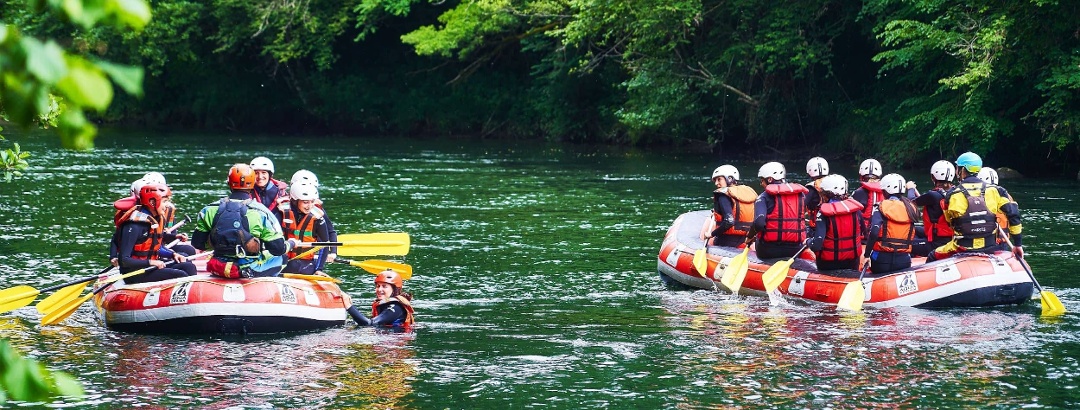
282;208;318;260
951;183;998;247
253;179;289;212
113;195;138;227
371;296;415;328
804;179;825;229
762;183;809;244
818;198;863;262
858;182;884;232
115;207;163;260
713;185;756;237
921;188;953;243
162;202;177;230
209;199;257;260
872;199;916;253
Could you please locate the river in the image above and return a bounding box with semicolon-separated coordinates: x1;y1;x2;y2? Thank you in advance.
1;130;1078;408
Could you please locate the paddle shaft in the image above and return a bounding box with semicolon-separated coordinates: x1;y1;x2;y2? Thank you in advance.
997;226;1043;291
33;265;116;296
93;251;213;295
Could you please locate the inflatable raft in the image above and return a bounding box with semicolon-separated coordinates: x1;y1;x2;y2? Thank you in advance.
658;210;1035;309
93;260;351;334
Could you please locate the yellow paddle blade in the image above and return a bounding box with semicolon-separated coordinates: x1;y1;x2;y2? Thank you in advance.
36;282;88;313
836;280;866;312
352;260;413;280
0;286;40;314
692;249;709;278
720;248;750;294
761;258;794;293
1040;290;1066;317
335;233;410;256
282;273;343;283
41;292;94;326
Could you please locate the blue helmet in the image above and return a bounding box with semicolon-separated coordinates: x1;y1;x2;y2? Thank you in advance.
955;152;982;173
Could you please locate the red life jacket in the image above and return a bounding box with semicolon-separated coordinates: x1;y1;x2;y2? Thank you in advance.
282;208;318;260
872;199;916;253
713;185;756;237
762;183;809;244
818;198;863;262
921;188;953;242
371;296;415;328
116;207;164;260
113;195;138;227
859;182;884;232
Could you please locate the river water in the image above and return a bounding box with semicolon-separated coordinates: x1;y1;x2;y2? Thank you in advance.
1;131;1078;408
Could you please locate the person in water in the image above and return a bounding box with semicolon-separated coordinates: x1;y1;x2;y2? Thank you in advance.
347;270;415;329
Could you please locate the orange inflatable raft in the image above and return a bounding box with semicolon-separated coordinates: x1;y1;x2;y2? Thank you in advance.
93;259;350;334
658;210;1035;309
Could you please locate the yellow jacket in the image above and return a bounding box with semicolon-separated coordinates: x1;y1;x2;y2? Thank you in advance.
944;176;1022;237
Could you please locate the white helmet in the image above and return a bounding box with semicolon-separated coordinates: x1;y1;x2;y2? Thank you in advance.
142;171;167;186
806;157;829;178
130;178;148;196
977;167;999;185
711;165;740;182
880;173;906;195
819;174;848;197
757;162;786;181
290;182;319;201
250;156;275;175
859;159;883;179
291;169;319;187
930;160;956;182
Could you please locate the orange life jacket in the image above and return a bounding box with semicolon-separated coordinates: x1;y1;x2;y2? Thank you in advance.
113;195;138;227
116;207;164;260
818;198;864;262
805;179;825;229
762;183;809;244
713;185;756;237
282;208;318;260
371;296;415;328
872;199;915;253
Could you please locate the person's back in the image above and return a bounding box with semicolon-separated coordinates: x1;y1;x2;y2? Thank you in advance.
852;158;884;237
913;160;956;256
807;175;863;271
192;164;297;278
803;157;830;235
750;162;809;259
864;174;918;274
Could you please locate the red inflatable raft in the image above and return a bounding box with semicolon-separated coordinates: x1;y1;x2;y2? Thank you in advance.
658;210;1035;309
93;260;351;334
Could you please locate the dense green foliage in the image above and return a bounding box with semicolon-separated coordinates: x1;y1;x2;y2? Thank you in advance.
3;0;1079;174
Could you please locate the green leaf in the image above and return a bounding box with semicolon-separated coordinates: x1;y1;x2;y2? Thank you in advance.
112;0;153;30
24;39;68;84
95;60;144;97
58;109;97;150
54;57;113;111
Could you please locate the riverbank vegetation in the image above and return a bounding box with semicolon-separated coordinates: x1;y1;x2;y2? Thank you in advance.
2;0;1079;175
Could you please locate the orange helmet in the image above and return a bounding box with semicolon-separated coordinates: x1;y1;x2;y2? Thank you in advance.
228;163;256;190
374;270;404;289
139;184;169;210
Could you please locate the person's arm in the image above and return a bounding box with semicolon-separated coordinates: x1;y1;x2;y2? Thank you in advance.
748;194;768;240
346;302;407;327
312;218;331;271
807;213;826;253
712;196;736;237
863;209;883;258
191;206;213;251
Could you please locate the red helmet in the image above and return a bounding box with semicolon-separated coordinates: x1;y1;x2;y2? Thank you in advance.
374;270;404;289
228;163;256;190
139;184;169;210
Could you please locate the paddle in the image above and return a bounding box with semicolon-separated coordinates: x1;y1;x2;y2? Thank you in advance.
836;261;871;312
719;245;751;294
692;237;711;278
282;273;343;283
0;265;117;314
333;258;413;279
998;226;1065;317
40;251;213;326
761;244;809;293
331;232;410;256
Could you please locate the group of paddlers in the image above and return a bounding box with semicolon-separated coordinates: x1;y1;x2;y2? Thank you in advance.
705;152;1022;275
109;157;413;328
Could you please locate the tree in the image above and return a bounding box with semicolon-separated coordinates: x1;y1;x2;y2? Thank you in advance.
0;0;151;181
